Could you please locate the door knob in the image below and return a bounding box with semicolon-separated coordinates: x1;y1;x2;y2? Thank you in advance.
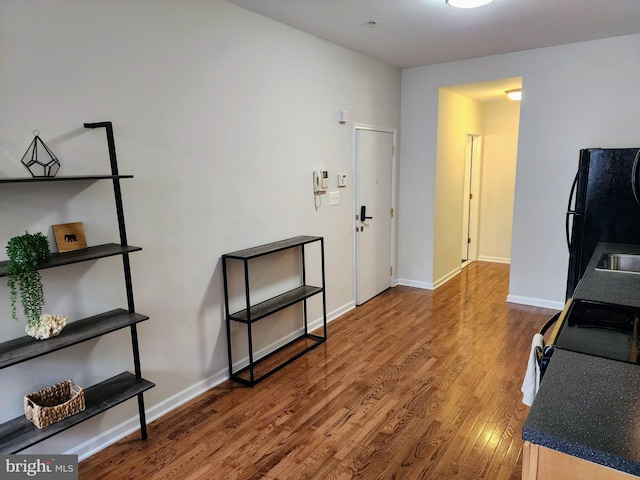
360;205;373;221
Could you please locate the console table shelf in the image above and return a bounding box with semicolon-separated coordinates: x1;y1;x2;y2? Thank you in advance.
222;236;327;386
223;235;323;260
229;285;323;323
231;333;326;385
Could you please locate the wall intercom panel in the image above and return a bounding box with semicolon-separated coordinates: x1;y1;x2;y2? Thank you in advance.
313;170;329;192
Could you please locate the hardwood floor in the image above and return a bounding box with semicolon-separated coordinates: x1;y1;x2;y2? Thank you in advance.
79;262;557;479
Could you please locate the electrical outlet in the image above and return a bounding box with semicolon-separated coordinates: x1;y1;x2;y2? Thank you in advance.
329;191;340;205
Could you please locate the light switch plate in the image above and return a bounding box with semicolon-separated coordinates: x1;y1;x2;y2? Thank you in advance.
329;191;340;205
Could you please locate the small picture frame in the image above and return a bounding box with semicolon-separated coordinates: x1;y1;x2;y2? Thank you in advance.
52;222;88;252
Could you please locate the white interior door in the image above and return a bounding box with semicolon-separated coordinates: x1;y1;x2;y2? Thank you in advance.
461;134;482;265
356;127;395;305
461;136;473;262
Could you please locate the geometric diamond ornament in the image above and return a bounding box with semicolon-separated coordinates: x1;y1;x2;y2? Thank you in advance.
21;130;61;177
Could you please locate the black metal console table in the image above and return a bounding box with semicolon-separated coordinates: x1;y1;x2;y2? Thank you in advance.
222;236;327;386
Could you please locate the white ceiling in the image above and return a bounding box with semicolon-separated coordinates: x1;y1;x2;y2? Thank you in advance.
225;0;640;70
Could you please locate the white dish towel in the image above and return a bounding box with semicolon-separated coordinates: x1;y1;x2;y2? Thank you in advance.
521;333;545;407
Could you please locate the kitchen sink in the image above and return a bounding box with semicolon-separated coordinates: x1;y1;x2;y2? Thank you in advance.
596;253;640;274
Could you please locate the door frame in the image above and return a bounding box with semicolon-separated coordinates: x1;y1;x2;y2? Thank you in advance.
353;124;398;305
461;133;483;267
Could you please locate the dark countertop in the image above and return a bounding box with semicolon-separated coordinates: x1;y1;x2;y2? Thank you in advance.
522;349;640;475
523;242;640;475
573;242;640;307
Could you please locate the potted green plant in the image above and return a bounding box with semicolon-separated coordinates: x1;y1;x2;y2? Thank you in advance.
5;231;50;328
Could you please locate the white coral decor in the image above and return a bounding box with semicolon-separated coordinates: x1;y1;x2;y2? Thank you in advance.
26;314;68;340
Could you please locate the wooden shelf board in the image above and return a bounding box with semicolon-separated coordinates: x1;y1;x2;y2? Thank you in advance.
223;235;322;260
0;175;133;184
229;285;323;323
0;372;154;454
0;243;141;277
231;333;326;386
0;309;149;369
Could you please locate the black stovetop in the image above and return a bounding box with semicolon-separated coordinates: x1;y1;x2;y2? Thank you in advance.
554;299;640;365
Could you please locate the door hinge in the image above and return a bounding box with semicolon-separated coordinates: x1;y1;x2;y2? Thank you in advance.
469;193;473;200
390;266;393;276
468;237;471;244
390;208;394;218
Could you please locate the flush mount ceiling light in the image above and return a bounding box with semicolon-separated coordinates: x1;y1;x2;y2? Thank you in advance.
505;89;522;101
446;0;493;8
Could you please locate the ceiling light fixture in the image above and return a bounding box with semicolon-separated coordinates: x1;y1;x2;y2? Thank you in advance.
505;89;522;101
446;0;493;8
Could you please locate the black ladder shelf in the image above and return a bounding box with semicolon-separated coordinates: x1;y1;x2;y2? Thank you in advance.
0;122;154;454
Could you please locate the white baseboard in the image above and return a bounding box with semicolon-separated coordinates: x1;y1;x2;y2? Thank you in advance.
325;301;355;325
506;294;564;310
432;266;462;289
397;264;469;290
396;279;434;290
66;301;355;461
478;255;510;264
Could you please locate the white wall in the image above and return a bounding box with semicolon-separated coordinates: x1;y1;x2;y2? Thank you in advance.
400;34;640;309
478;100;520;263
0;0;400;457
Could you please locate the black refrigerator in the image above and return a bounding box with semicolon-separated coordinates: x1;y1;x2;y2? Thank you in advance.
566;147;640;299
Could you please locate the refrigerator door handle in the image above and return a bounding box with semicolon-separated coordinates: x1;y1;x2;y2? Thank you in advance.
566;171;580;252
632;149;640;206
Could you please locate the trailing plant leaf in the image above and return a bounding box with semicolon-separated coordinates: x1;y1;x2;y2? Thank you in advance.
5;231;50;325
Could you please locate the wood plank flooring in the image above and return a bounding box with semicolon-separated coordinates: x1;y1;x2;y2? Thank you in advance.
79;262;558;479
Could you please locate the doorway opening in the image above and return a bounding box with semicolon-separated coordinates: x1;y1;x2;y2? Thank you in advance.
433;76;521;287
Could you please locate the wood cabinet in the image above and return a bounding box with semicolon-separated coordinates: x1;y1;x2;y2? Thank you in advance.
222;236;327;386
0;122;153;453
523;442;638;480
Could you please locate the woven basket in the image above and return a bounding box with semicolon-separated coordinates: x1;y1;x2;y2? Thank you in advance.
24;379;85;429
